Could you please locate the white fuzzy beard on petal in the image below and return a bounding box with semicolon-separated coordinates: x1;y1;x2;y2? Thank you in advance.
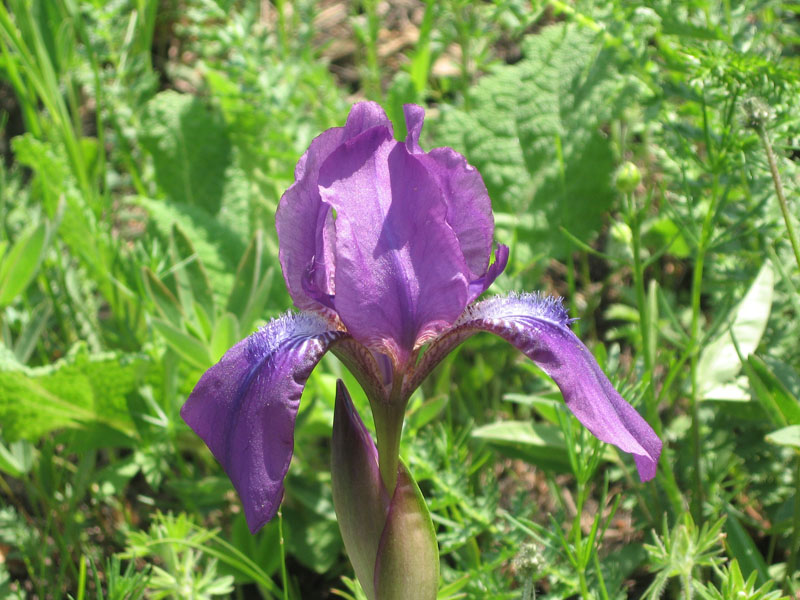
456;291;574;329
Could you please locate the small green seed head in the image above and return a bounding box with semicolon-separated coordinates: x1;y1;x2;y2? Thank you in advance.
614;161;642;193
742;97;771;130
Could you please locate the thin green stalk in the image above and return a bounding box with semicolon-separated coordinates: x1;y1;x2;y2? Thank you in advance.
278;509;289;600
626;191;685;518
688;174;719;522
274;0;289;56
787;456;800;591
756;125;800;273
360;0;381;100
566;251;580;337
76;556;86;600
628;192;656;427
522;575;535;600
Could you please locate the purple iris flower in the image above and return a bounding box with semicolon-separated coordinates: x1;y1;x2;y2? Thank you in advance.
181;102;662;534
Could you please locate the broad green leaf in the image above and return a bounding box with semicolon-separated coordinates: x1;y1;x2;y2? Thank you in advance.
0;223;47;305
503;393;561;425
699;262;774;400
0;343;150;441
747;356;800;426
472;420;572;472
765;425;800;449
138;91;232;214
405;394;448;434
436;23;642;259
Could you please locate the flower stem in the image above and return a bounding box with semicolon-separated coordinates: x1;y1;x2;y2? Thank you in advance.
787;456;800;591
689;188;717;522
278;508;289;600
756;125;800;273
371;378;408;495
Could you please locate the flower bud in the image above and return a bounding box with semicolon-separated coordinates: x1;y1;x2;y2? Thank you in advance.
331;381;439;600
614;161;641;193
331;381;389;600
373;461;439;599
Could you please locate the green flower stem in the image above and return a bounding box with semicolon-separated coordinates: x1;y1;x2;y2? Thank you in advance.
627;193;656;428
689;170;720;523
371;378;408;495
756;125;800;274
278;509;289;600
787;456;800;591
627;191;683;518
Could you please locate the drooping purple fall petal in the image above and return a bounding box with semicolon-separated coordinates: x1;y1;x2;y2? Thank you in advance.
318;125;471;366
181;312;346;532
413;293;662;481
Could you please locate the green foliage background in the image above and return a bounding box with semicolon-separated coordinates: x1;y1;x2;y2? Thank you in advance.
0;0;798;598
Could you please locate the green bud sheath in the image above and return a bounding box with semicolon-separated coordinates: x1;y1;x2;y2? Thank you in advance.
331;380;440;600
373;459;439;600
331;380;389;600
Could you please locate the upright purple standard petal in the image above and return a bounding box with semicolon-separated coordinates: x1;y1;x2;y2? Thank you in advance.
277;103;394;314
402;105;499;287
318;125;470;366
414;293;662;481
181;312;346;532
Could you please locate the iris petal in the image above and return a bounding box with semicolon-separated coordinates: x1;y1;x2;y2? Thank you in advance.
181;312;346;532
318;126;470;366
277;102;394;314
403;105;495;281
413;293;662;481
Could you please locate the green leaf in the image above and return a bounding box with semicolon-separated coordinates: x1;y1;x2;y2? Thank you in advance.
472;420;572;472
138;91;232;214
746;356;800;426
12;299;52;363
699;262;774;400
136;197;243;297
436;23;641;259
170;223;215;322
151;318;212;370
210;313;240;362
142;266;183;324
0;223;47;305
91;457;140;501
723;507;770;586
0;439;34;477
226;230;274;333
0;343;150;441
765;425;800;449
